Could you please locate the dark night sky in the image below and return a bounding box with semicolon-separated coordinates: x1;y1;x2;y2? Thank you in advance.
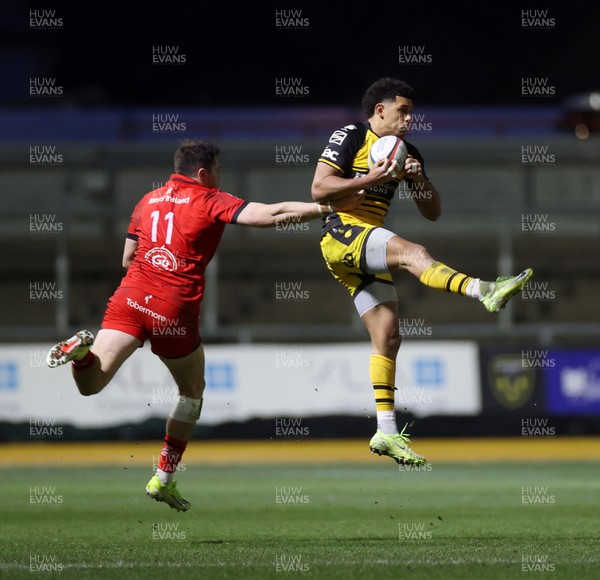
2;1;600;108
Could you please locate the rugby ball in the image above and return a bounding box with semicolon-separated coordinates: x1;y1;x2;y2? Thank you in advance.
368;135;407;177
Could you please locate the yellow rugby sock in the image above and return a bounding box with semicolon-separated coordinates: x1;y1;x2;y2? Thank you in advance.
371;355;398;434
420;261;474;295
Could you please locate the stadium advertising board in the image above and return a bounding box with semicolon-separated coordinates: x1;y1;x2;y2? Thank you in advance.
544;349;600;415
479;348;546;415
0;342;480;428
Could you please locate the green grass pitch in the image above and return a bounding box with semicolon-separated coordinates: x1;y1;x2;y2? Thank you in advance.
2;462;598;579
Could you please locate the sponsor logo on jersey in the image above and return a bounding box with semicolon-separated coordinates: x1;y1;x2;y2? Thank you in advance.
144;246;179;272
148;194;190;204
126;297;167;321
328;130;348;145
367;182;397;199
342;253;354;268
321;147;339;161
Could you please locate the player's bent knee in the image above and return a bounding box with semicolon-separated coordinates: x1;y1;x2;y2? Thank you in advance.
73;371;111;397
373;334;401;358
177;379;205;401
76;383;103;397
387;334;402;353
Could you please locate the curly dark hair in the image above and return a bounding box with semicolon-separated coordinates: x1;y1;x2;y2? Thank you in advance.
361;78;414;117
174;139;220;176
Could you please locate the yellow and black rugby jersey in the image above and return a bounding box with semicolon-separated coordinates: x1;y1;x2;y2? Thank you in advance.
318;121;427;227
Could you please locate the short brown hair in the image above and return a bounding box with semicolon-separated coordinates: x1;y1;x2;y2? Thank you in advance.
174;139;220;177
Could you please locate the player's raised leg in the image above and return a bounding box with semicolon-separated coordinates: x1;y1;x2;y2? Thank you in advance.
46;329;142;396
145;344;206;512
386;235;533;312
360;299;427;465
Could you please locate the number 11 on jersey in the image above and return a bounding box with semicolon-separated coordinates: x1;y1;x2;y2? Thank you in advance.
150;210;174;244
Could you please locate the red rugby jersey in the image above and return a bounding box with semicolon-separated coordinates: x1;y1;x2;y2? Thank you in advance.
120;174;248;316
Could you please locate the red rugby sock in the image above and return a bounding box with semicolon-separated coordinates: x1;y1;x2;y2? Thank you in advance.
72;351;97;370
157;434;188;473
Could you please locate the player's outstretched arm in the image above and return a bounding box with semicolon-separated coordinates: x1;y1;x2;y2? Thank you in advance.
235;192;365;228
234;201;323;228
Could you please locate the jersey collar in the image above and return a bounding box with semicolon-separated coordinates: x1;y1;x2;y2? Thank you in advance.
169;173;199;185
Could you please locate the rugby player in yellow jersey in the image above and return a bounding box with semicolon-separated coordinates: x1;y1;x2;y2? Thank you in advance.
312;77;532;465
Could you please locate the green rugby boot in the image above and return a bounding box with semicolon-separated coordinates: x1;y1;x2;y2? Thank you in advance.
481;268;533;313
369;424;427;466
145;475;190;512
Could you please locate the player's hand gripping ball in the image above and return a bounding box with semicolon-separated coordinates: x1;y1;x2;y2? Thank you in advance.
368;135;407;180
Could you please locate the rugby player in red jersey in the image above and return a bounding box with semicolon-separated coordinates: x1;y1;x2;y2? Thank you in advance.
46;139;364;511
